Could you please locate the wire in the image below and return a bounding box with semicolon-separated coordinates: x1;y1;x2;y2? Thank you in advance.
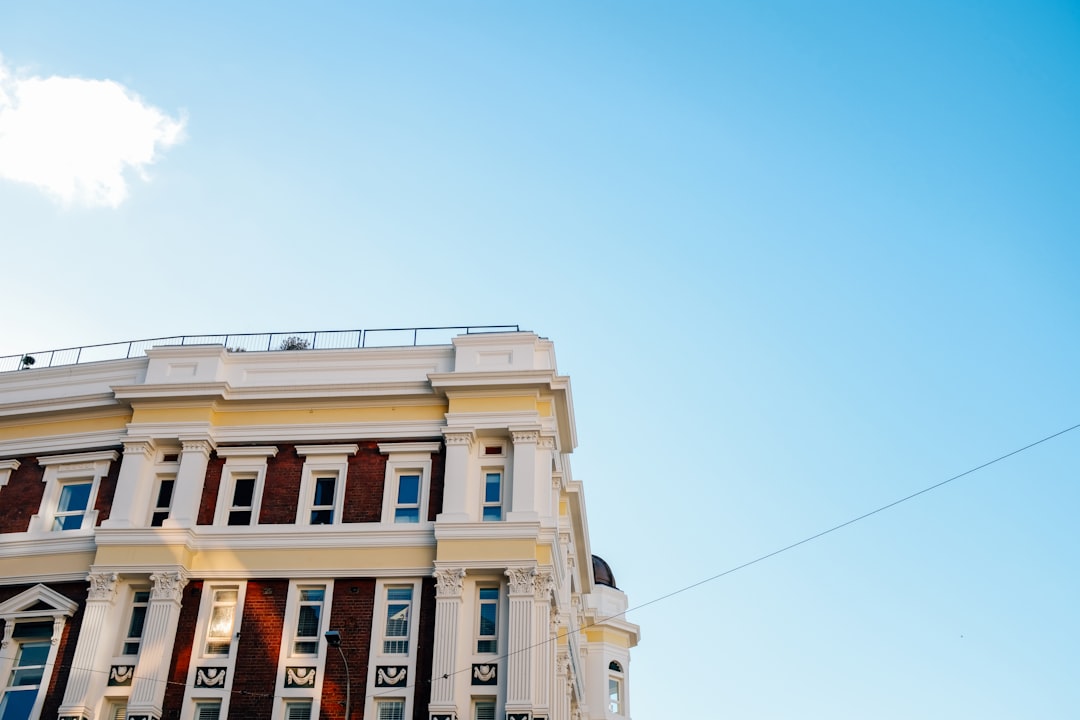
4;421;1077;707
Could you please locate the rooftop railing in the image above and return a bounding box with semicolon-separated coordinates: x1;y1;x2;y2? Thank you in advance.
0;325;522;374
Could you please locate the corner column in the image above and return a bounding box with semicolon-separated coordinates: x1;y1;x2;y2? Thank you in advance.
505;567;536;720
126;570;189;720
164;439;213;528
429;568;466;720
438;430;474;522
58;573;119;720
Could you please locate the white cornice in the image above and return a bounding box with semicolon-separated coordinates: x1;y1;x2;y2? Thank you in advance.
211;421;445;443
0;431;124;458
0;393;127;417
37;449;120;466
215;446;279;458
378;441;442;455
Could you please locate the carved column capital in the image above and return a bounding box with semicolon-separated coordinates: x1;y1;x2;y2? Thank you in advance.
534;569;555;601
433;568;467;598
510;429;539;445
86;572;119;601
149;570;189;602
180;439;214;457
505;566;536;596
442;430;475;448
537;434;557;451
122;440;156;459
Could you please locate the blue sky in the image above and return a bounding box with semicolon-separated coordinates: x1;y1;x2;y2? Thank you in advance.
2;2;1079;717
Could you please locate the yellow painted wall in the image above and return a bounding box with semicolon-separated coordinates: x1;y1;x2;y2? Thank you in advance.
190;545;435;573
0;410;131;441
212;404;446;426
131;405;214;424
94;543;194;567
585;627;634;648
448;396;538;414
437;538;537;563
0;551;95;578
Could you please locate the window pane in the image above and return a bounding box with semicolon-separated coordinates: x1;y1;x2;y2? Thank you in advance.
396;475;419;504
195;702;221;720
393;507;419;523
227;510;252;526
127;605;147;640
313;477;335;506
286;702;312;720
483;473;501;502
377;700;405;720
155;479;175;507
482;506;502;521
232;478;255;506
297;605;320;636
57;483;91;512
310;508;333;524
0;689;38;720
475;701;496;720
479;604;497;636
300;588;324;601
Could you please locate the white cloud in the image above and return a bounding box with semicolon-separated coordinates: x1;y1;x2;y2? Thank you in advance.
0;56;185;208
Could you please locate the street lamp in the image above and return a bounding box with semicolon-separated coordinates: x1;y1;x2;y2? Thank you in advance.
325;630;351;720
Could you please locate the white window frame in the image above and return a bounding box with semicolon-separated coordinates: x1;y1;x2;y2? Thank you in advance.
0;585;78;720
283;699;313;720
375;698;406;720
149;473;176;527
364;579;422;720
180;582;247;720
473;697;497;720
272;581;332;719
29;450;118;533
192;699;222;720
608;659;626;716
378;443;439;525
213;447;277;527
294;445;357;526
119;586;151;657
475;585;499;655
481;469;503;522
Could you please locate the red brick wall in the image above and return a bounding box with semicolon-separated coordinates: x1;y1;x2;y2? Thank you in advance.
163;580;206;715
197;454;224;526
324;579;376;719
229;579;290;717
0;456;44;534
0;582;87;720
92;451;122;525
343;443;387;523
427;448;445;521
260;445;303;524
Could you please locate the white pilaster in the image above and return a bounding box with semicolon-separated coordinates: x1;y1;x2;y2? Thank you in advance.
438;430;474;522
101;441;155;528
58;573;119;719
163;440;213;528
505;566;536;715
507;430;538;522
127;570;188;720
430;568;466;718
534;436;556;522
553;652;571;720
533;570;555;717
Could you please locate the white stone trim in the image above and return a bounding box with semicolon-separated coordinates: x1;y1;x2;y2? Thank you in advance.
294;445;357;526
268;580;333;720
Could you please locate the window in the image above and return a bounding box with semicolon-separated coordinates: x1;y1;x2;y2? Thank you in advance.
295;445;357;526
0;585;77;720
103;700;127;720
393;474;420;523
227;475;256;526
32;450;117;533
481;472;502;521
378;442;438;524
310;475;336;524
383;587;412;654
122;590;151;655
53;480;92;530
205;588;239;656
214;447;277;527
284;700;312;720
150;476;175;527
0;633;50;720
608;660;625;714
376;699;405;720
473;699;496;720
476;587;498;653
293;586;325;655
193;700;221;720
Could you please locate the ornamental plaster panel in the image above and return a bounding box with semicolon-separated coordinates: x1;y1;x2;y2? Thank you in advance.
433;568;466;598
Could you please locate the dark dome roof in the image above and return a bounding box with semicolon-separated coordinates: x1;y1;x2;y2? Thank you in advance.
592;554;617;589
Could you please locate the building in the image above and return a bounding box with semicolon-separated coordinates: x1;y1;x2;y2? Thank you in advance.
0;329;639;720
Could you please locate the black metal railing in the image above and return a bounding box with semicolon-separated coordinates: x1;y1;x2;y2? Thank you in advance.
0;325;522;373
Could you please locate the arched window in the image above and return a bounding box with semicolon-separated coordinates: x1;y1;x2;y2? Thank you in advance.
608;659;625;714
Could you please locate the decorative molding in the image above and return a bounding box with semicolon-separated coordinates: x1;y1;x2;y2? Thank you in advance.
285;666;316;688
296;444;359;457
379;441;442;455
505;566;536;595
510;430;539;445
0;459;20;488
149;570;188;601
375;665;408;687
508;714;531;720
180;439;215;456
195;667;227;687
538;435;556;450
430;714;455;720
442;430;475;448
37;449;120;467
472;663;498;685
109;664;135;686
534;569;554;601
122;441;156;459
434;568;466;598
86;572;119;601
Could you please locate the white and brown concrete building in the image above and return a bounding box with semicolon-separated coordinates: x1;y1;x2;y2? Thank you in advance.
0;329;638;720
